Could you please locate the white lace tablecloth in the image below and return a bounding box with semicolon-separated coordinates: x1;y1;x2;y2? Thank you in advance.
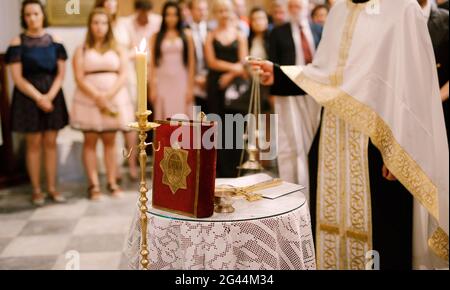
126;191;316;270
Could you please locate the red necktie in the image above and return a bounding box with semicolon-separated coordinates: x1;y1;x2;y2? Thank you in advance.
300;26;313;65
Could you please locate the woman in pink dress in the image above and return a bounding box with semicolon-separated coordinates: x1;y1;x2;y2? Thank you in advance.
95;0;140;181
150;1;195;120
71;8;134;200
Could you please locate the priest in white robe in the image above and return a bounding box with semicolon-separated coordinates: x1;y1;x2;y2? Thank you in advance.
251;0;449;270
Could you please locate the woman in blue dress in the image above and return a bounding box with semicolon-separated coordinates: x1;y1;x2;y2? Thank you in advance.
5;0;69;206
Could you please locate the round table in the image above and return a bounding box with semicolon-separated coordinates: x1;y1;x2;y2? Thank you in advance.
126;191;316;270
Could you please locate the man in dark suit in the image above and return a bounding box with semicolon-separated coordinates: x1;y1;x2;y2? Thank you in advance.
269;6;322;67
268;0;323;209
419;0;449;144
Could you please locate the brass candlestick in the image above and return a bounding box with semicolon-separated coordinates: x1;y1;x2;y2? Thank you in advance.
126;110;160;270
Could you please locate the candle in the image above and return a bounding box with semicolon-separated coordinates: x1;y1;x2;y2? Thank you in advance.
136;39;148;114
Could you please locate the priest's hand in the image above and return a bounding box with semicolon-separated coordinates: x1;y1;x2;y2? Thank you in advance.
248;60;274;86
382;164;397;181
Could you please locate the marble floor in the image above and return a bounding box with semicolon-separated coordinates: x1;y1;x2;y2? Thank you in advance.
0;155;279;271
0;177;141;270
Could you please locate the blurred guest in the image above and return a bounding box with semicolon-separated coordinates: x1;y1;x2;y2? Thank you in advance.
248;7;271;111
269;0;288;28
188;0;210;112
117;0;161;83
232;0;250;36
177;0;193;27
150;1;195;120
269;0;322;199
94;0;132;62
124;0;162;48
119;0;162;112
5;0;69;206
124;0;162;125
205;0;248;177
95;0;119;25
249;7;270;60
94;0;139;181
71;9;134;200
233;0;248;22
325;0;336;8
311;4;329;26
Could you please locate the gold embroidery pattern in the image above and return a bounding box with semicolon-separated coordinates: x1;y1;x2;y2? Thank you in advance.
296;75;440;221
349;238;366;270
338;116;347;270
323;112;339;225
348;129;367;232
317;111;371;270
323;232;339;269
330;2;364;86
346;126;371;270
294;74;448;262
160;147;192;194
317;110;340;270
429;227;449;261
332;94;439;220
316;1;371;270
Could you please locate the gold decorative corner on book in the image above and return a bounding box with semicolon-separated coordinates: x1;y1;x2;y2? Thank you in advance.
160;147;192;194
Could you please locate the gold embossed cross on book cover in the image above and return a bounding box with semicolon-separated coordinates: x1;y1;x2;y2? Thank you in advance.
152;119;217;218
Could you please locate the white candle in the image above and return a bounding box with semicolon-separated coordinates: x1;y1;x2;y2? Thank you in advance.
136;39;148;114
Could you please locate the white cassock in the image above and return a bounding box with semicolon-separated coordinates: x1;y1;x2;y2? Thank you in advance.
275;19;322;202
281;0;448;269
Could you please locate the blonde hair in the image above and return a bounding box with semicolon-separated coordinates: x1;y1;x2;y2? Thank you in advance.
212;0;233;14
85;8;117;54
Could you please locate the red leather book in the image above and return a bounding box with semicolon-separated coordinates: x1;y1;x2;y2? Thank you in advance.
152;119;217;218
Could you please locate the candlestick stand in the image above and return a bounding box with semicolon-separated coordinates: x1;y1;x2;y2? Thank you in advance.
127;110;160;270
